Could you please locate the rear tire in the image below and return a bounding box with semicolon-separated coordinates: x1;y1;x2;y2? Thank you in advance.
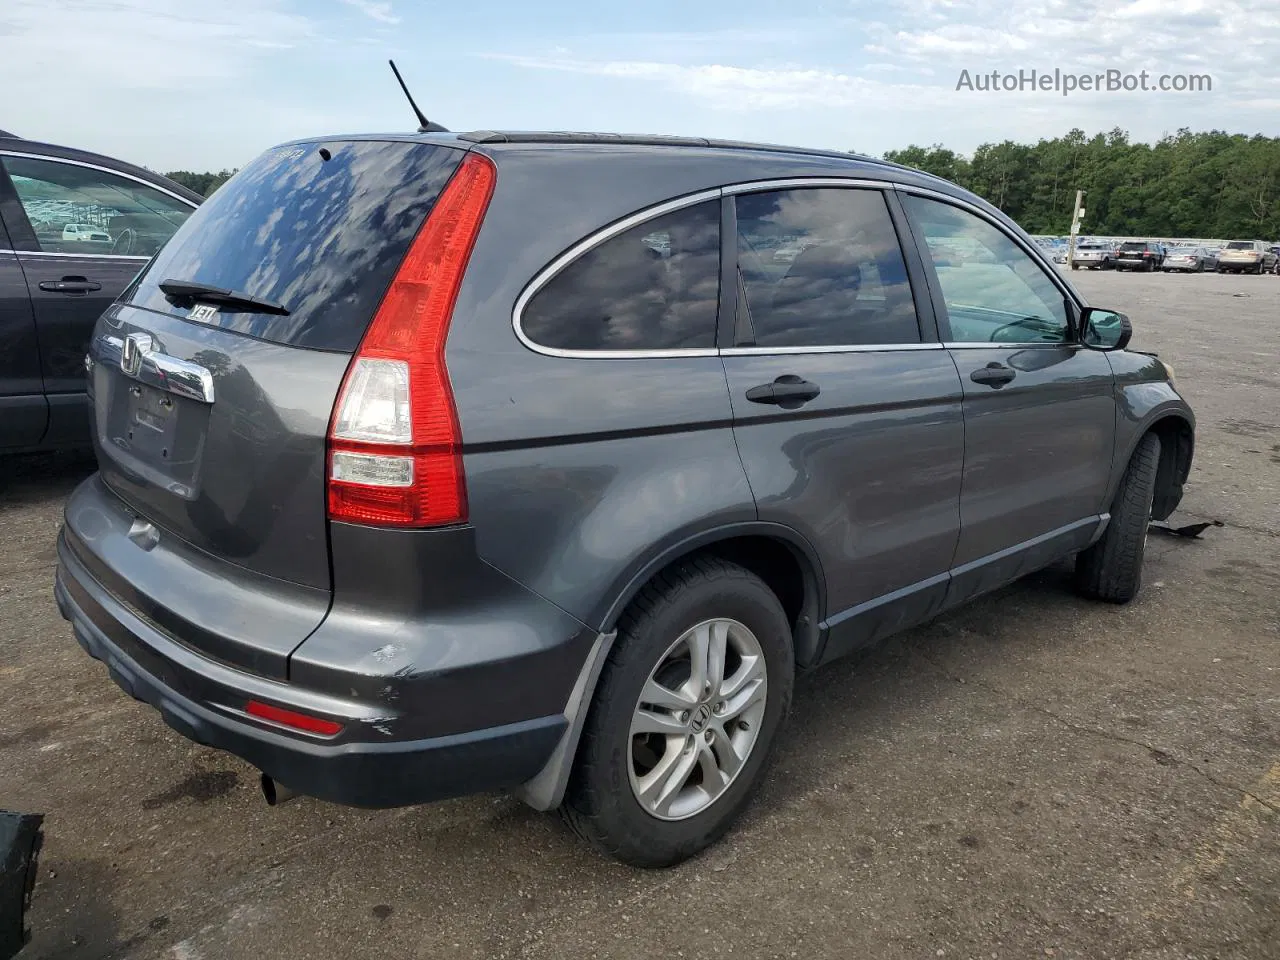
1075;433;1161;604
562;556;794;867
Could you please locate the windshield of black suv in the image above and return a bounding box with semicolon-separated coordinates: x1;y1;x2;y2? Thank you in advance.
1120;242;1148;251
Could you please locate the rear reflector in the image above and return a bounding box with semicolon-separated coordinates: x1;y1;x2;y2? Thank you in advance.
246;700;343;736
327;152;497;527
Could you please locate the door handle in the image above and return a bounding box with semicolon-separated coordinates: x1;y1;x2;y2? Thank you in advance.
745;375;821;406
970;363;1016;388
39;277;102;294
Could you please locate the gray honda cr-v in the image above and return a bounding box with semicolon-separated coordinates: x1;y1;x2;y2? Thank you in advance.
55;130;1195;867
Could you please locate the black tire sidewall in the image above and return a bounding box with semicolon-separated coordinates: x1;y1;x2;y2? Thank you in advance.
573;563;794;865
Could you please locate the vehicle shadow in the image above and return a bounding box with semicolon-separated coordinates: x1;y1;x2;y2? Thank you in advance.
0;450;97;510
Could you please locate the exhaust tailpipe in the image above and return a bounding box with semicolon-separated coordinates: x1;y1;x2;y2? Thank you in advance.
260;774;299;807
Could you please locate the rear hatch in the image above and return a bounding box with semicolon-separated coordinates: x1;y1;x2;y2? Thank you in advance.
85;137;465;672
1116;242;1150;263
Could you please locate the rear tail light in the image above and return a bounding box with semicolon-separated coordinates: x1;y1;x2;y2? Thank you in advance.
327;152;496;527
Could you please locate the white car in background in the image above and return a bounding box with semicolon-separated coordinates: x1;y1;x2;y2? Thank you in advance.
61;222;112;243
1070;242;1117;270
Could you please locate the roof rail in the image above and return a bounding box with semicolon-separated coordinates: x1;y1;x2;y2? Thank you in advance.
456;130;890;166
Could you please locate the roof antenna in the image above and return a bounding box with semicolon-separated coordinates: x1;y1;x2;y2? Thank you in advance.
389;60;448;133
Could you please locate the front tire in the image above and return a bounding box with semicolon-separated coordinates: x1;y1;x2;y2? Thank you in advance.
1076;433;1161;603
562;557;794;867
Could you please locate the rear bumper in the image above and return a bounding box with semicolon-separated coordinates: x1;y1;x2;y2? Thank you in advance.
55;539;567;807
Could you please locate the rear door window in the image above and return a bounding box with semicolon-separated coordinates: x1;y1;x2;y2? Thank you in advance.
520;199;721;352
125;140;463;352
733;188;920;347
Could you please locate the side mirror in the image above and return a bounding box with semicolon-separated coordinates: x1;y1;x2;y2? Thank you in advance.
1079;307;1132;351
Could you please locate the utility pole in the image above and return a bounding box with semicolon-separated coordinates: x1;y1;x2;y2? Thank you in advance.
1066;190;1086;268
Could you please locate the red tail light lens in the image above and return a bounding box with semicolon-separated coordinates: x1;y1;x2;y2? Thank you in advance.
327;152;496;527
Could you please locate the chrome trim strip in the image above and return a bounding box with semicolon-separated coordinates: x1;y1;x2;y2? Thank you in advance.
942;341;1075;350
512;187;724;360
93;333;215;404
892;183;1086;309
0;150;199;206
0;247;151;261
512;178;901;361
721;342;943;356
722;177;889;194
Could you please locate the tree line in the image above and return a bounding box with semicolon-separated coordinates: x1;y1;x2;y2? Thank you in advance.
161;169;235;197
881;128;1280;240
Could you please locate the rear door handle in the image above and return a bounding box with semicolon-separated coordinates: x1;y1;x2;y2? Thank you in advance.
745;375;821;406
970;363;1016;388
39;278;102;294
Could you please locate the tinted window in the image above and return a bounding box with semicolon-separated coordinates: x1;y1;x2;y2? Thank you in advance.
1225;240;1255;250
904;195;1069;344
126;140;462;351
521;200;720;351
1120;242;1148;251
734;188;918;347
3;156;194;256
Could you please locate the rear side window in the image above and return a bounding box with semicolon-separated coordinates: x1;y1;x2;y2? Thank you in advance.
520;199;721;352
126;140;463;351
734;188;919;347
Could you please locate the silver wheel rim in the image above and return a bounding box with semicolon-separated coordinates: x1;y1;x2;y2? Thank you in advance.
628;617;768;821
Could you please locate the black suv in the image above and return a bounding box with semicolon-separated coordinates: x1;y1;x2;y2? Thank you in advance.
1114;241;1165;272
55;131;1194;866
0;132;201;452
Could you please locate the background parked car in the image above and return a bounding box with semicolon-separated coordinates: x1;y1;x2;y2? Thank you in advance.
0;132;201;452
1114;241;1165;271
1269;244;1280;274
61;222;112;244
1070;241;1116;270
1162;245;1218;272
1217;240;1277;274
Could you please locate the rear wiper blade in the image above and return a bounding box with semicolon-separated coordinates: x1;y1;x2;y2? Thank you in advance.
159;279;290;316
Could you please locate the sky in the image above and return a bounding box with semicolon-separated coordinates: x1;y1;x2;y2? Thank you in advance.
1;0;1277;173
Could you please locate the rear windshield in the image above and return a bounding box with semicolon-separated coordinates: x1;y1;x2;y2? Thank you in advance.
1120;242;1148;251
125;140;463;351
1226;241;1255;250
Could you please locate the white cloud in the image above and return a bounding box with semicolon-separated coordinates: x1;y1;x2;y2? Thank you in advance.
484;54;948;112
339;0;400;24
486;0;1280;154
0;0;317;89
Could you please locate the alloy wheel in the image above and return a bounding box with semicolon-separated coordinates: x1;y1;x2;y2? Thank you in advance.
628;618;768;821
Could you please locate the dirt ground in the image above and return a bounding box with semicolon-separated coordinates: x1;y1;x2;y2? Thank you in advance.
2;269;1277;960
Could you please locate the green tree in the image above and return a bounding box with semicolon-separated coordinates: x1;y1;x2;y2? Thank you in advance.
879;128;1280;238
